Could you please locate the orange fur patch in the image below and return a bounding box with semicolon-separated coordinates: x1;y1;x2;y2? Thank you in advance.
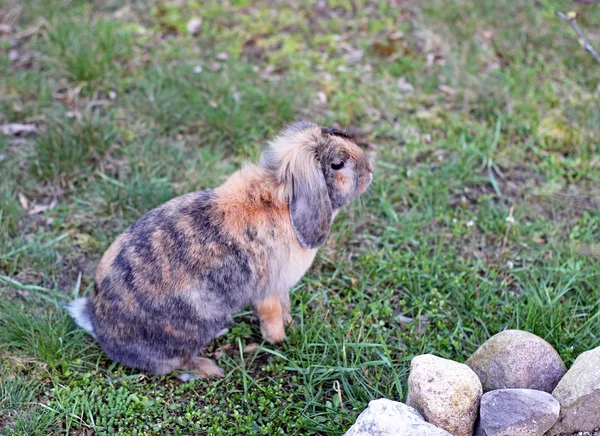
96;233;126;283
254;293;285;343
214;165;289;242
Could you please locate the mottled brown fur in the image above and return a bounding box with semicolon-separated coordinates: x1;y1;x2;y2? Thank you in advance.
95;232;126;284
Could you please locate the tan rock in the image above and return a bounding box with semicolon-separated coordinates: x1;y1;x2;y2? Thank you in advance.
550;346;600;435
407;354;482;436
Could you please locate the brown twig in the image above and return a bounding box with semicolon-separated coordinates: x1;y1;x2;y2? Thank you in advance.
557;11;600;64
333;380;345;412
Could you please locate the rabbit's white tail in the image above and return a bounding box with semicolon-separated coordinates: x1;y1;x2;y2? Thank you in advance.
67;297;96;337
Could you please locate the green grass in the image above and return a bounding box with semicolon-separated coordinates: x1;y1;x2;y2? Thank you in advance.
1;0;599;434
127;64;306;156
30;113;118;185
40;7;137;88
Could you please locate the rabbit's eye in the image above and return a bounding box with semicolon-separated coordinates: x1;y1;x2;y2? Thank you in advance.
331;161;344;170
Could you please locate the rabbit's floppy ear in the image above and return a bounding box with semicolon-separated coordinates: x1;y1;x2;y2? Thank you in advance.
261;121;333;249
290;169;332;249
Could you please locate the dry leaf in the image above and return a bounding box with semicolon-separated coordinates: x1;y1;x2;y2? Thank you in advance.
18;193;29;210
187;17;202;35
86;99;111;110
345;49;363;64
416;110;436;120
372;39;396;57
577;244;600;260
28;201;56;215
538;116;583;144
439;85;456;95
396;315;413;324
396;314;430;333
213;343;233;360
397;77;414;92
389;31;404;40
0;123;37;136
243;343;259;354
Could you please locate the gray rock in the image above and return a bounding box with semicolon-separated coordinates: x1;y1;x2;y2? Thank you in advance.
344;398;452;436
476;388;560;436
406;354;482;436
466;330;566;393
550;346;600;435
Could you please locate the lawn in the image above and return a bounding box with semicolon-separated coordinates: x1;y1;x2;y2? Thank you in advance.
0;0;599;434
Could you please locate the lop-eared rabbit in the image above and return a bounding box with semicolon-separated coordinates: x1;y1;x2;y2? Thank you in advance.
68;121;373;380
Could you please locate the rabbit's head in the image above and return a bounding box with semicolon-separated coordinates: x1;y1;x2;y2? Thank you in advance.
261;121;373;249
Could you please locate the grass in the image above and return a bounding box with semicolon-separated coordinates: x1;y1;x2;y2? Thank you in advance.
43;17;135;85
1;0;599;434
128;63;306;156
30;113;118;185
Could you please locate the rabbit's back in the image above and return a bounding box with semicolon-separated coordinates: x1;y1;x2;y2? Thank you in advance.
89;189;266;368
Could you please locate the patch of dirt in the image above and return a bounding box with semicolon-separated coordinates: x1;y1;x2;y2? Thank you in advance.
240;38;268;63
533;189;600;216
448;164;545;209
56;252;98;295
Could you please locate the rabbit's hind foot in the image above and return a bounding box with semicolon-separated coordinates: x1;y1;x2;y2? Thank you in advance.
177;357;224;381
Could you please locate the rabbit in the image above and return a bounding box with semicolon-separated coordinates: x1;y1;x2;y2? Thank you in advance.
67;121;374;380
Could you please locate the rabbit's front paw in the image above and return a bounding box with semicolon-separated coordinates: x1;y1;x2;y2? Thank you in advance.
260;320;286;344
255;294;286;344
282;309;292;327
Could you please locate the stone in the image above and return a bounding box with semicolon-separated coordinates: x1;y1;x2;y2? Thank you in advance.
406;354;482;436
344;399;451;436
466;330;566;393
476;388;560;436
550;346;600;435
